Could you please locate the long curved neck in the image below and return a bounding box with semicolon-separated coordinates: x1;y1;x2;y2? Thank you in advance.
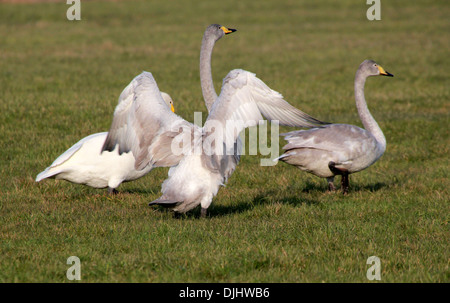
200;34;218;113
354;70;386;150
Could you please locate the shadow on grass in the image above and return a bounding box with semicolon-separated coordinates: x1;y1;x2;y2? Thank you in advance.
351;182;390;192
161;189;321;219
118;187;161;195
138;180;392;219
212;190;322;218
299;180;390;194
275;195;321;207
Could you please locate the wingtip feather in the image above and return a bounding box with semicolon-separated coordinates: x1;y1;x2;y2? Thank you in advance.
148;199;181;207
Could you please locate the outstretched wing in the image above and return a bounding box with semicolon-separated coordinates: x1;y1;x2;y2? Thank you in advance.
102;71;192;170
205;69;328;149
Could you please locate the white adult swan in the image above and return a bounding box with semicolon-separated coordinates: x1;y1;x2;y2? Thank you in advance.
105;70;327;217
35;92;174;194
277;60;393;194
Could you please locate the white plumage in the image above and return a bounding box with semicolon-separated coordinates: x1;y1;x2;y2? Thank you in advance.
35;132;148;189
35;89;174;193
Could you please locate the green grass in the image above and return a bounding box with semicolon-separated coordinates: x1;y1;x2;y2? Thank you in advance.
0;0;448;282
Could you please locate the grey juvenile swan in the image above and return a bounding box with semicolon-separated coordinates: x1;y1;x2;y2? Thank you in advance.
101;24;326;216
277;60;393;194
104;70;327;217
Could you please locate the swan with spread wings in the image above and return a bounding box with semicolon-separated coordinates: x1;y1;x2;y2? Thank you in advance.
102;70;327;216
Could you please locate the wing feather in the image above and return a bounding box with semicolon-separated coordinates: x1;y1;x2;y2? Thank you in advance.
281;124;375;154
102;71;190;170
206;69;328;148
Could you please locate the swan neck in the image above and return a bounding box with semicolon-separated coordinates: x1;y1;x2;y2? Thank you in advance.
200;35;218;113
354;71;386;149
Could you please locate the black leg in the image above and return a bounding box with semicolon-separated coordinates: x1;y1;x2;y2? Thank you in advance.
173;212;183;219
326;177;335;192
201;208;207;218
328;161;349;195
108;187;117;195
328;161;340;175
341;173;349;195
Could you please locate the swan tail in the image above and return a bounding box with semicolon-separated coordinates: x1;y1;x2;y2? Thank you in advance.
35;167;62;182
273;153;289;162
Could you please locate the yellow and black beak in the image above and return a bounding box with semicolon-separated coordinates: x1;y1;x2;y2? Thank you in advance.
220;26;237;35
377;65;394;77
171;103;175;113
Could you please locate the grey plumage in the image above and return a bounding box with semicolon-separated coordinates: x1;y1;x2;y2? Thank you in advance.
278;60;393;194
199;24;241;185
102;72;187;171
150;69;327;216
100;24;328;216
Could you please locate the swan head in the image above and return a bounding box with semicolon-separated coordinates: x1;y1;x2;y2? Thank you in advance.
160;92;175;113
360;60;394;77
205;24;237;42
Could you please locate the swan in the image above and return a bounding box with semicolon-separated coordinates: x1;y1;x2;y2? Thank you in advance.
35;92;174;194
277;60;393;194
106;70;327;217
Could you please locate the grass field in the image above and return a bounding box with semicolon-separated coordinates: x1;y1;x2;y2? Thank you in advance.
0;0;448;283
